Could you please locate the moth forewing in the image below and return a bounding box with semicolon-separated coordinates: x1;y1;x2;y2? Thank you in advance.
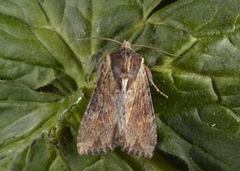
77;40;166;158
77;58;121;155
122;58;157;158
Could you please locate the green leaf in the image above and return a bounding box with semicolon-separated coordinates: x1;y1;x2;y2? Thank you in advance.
0;0;240;170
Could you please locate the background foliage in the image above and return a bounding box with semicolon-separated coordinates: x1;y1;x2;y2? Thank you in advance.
0;0;240;170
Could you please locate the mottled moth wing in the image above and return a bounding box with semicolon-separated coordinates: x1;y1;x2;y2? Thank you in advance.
109;46;157;158
77;59;123;155
125;67;157;158
78;40;160;158
124;67;157;158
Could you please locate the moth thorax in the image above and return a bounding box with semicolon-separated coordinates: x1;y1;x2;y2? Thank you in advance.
123;53;132;74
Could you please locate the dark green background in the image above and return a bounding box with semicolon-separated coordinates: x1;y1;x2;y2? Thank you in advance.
0;0;240;170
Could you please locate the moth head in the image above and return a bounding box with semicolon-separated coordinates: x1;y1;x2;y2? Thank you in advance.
121;40;132;50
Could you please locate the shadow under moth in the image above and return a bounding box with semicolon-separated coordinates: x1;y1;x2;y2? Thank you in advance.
77;40;167;158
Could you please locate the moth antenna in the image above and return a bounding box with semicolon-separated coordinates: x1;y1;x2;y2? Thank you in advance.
132;44;179;57
75;37;122;45
75;37;178;57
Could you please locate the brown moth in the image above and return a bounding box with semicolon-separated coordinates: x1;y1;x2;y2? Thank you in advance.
77;40;167;158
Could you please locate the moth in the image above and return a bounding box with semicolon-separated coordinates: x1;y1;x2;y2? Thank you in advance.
77;40;167;158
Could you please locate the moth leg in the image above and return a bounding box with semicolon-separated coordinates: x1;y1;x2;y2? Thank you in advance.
144;66;168;98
